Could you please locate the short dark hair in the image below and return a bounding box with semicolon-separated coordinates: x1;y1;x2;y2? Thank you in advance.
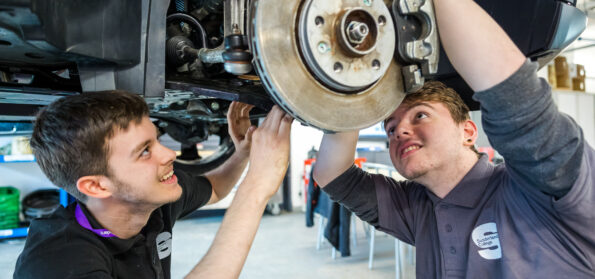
30;90;149;202
396;81;479;154
401;81;470;124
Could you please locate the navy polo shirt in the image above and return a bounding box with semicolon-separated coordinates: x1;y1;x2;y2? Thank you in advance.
14;170;212;279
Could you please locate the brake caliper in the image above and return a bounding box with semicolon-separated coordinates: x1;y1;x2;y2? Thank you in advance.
392;0;440;92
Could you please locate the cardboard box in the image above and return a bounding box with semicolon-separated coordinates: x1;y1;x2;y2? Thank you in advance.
547;64;557;88
570;64;586;79
554;56;570;89
572;77;586;92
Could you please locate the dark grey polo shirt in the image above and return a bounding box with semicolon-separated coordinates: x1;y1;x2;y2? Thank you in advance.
322;61;595;278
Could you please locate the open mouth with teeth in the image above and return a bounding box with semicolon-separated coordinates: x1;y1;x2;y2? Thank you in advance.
159;170;176;184
401;145;421;159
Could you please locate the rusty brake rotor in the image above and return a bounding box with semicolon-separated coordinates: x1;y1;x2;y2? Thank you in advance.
250;0;406;132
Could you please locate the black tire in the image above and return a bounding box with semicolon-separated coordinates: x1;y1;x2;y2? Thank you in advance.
173;135;235;174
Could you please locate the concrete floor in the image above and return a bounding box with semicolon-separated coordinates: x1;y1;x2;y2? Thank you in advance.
1;211;415;279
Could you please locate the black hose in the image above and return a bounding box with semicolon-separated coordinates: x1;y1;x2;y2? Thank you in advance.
166;13;208;49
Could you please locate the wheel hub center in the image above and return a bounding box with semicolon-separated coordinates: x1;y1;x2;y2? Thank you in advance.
340;9;378;56
297;0;395;93
347;21;369;44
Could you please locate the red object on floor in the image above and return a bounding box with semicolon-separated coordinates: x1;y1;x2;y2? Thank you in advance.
477;147;495;162
302;157;367;204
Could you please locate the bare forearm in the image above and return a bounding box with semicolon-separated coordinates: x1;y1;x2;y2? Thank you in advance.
205;151;249;203
187;105;291;278
434;0;525;91
185;178;269;279
313;131;359;187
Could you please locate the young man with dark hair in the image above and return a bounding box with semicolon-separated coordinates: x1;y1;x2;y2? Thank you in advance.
14;90;293;278
314;0;594;278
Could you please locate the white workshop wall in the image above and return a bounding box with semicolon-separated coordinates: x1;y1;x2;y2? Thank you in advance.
552;90;595;146
289;122;323;210
564;20;595;146
569;19;595;92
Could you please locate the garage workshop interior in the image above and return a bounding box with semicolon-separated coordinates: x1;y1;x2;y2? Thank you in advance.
1;0;595;278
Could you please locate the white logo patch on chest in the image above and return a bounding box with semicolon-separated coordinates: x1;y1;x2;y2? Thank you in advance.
156;231;172;259
471;222;502;260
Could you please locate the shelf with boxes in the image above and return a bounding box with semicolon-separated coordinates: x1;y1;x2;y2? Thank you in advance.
548;56;588;92
0;135;72;240
0;186;71;240
0;135;34;163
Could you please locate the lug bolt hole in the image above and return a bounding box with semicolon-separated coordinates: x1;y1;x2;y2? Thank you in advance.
315;16;325;27
372;60;381;70
334;62;344;73
378;15;386;26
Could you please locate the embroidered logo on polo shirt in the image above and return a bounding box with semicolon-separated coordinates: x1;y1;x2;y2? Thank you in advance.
471;222;502;260
156;231;172;259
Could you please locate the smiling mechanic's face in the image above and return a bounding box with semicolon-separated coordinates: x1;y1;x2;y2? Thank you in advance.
384;101;469;181
105;117;182;207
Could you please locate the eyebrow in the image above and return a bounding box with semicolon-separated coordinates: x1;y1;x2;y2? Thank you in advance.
383;103;435;128
408;102;435;112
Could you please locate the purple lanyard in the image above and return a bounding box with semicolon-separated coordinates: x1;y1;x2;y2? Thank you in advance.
75;204;118;238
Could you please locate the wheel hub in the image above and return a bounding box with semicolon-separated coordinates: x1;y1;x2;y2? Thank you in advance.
250;0;406;131
297;0;395;93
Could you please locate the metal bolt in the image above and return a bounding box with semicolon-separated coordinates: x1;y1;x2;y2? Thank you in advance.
318;42;330;53
347;21;369;44
363;0;372;7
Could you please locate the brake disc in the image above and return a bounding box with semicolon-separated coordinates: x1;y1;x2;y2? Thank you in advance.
250;0;406;132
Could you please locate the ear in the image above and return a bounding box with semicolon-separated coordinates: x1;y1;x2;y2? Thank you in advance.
462;119;478;147
76;176;113;199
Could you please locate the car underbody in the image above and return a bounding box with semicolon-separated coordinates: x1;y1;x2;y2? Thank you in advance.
0;0;587;170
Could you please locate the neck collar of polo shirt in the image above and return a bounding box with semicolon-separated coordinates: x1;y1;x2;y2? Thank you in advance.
425;154;495;208
74;202;165;255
